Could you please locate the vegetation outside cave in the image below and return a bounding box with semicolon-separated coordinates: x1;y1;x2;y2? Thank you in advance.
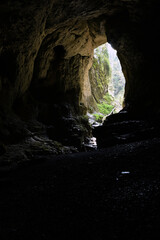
88;43;125;125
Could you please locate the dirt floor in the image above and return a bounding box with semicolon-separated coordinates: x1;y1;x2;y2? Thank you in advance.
0;137;160;240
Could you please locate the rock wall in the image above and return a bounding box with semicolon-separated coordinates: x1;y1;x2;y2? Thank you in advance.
89;47;111;112
105;1;160;115
0;0;160;148
24;19;107;114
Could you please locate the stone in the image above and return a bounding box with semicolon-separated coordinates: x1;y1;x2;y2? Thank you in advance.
93;111;160;148
0;0;160;154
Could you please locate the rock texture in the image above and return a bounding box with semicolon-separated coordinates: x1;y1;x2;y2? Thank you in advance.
0;0;160;153
94;110;160;148
1;137;160;239
89;46;111;111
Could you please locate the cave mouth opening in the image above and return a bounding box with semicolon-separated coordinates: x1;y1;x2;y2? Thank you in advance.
86;42;126;150
88;42;125;126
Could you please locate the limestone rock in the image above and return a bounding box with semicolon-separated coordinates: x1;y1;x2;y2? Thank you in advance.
0;0;160;151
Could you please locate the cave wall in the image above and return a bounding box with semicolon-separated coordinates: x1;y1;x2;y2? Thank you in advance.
105;0;160;115
30;19;107;114
0;0;160;145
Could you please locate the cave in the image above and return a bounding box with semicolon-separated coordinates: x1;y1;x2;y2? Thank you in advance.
1;1;160;239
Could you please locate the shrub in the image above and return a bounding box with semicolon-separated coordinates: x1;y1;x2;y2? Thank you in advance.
93;113;104;122
97;102;114;116
103;92;114;105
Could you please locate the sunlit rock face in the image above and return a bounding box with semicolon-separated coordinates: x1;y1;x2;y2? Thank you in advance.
0;0;160;147
0;1;107;113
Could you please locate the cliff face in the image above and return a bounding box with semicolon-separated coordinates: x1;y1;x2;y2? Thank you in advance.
0;0;160;150
89;46;111;111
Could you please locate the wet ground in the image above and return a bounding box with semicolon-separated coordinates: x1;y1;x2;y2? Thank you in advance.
0;136;160;240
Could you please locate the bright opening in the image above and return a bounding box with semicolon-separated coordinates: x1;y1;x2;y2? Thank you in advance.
107;43;125;111
88;43;125;126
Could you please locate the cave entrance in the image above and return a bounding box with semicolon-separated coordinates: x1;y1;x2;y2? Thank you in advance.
88;42;125;125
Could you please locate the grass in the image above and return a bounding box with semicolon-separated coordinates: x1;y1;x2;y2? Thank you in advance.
93;93;114;122
97;102;114;115
103;93;113;105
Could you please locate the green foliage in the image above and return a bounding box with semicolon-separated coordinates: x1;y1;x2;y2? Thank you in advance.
93;98;114;122
97;102;114;115
94;46;111;78
91;46;115;121
93;113;104;122
90;43;125;121
93;91;115;123
103;92;114;105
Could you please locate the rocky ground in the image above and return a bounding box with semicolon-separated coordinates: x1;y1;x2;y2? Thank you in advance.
0;133;160;240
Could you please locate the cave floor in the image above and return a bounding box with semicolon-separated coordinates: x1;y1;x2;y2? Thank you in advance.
0;137;160;240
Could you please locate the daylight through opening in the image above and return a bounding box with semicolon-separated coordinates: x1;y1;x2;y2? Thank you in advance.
88;43;125;126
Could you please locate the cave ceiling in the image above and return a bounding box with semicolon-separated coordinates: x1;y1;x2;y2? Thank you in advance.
0;0;159;113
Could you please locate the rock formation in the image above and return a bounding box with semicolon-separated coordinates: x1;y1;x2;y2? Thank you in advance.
89;45;111;112
0;0;160;157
